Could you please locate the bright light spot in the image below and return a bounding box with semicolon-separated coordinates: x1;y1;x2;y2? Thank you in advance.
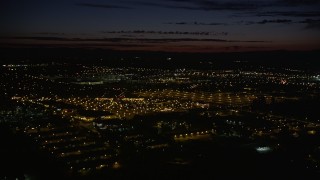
256;146;272;153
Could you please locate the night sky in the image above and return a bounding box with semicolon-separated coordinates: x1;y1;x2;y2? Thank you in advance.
1;0;320;52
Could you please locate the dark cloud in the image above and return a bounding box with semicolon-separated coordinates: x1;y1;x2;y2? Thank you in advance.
257;19;292;24
101;30;228;36
1;36;270;43
278;0;320;5
76;3;132;9
172;22;188;25
164;0;190;2
6;36;71;41
241;18;320;30
167;0;320;6
122;0;259;11
254;11;320;17
33;32;67;36
299;19;320;29
120;1;200;10
244;19;293;25
157;0;320;11
165;21;227;26
187;1;260;11
77;1;320;13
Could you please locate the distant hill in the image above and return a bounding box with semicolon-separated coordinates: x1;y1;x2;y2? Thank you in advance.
0;48;319;70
